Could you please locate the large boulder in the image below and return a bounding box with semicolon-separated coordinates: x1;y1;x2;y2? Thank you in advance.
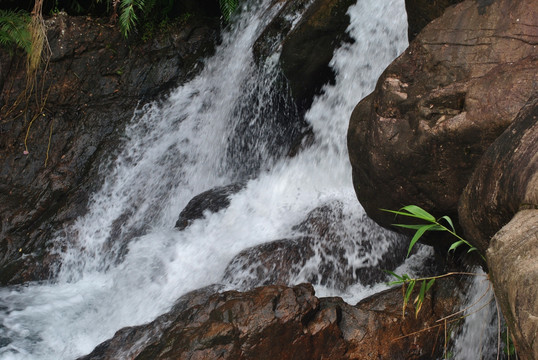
487;210;538;360
460;95;537;358
347;0;538;231
0;13;220;284
80;280;464;360
404;0;463;42
459;94;538;253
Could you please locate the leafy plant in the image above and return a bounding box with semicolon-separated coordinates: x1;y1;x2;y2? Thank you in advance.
381;205;484;318
118;0;145;37
220;0;239;22
381;205;481;259
0;9;32;54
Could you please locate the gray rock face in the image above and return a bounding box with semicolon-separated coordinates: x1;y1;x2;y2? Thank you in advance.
347;0;538;233
0;13;220;284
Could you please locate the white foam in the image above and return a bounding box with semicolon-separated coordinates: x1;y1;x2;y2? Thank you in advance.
0;0;410;359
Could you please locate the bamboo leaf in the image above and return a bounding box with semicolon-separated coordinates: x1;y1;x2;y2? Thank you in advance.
392;223;427;230
407;224;438;257
425;278;435;292
404;279;416;305
399;205;436;222
393;223;445;231
439;215;456;232
383;270;404;281
448;240;465;252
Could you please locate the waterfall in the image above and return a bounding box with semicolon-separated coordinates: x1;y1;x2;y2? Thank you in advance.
451;271;506;360
0;0;410;359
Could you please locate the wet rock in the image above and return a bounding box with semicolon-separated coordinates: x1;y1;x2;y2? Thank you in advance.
404;0;464;42
81;280;464;360
0;13;220;284
347;0;538;234
459;94;538;253
459;95;537;358
175;183;244;230
252;0;312;64
279;0;355;111
487;210;538;360
78;284;223;360
222;201;408;291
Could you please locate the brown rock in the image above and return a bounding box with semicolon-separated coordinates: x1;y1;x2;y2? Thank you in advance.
487;210;538;360
347;0;538;233
175;183;244;230
459;94;538;253
279;0;355;110
404;0;464;42
81;280;464;360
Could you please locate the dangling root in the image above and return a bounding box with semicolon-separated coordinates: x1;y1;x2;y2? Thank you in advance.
22;0;52;162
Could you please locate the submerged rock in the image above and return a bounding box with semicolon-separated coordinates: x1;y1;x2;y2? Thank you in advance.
347;0;538;233
253;0;356;112
175;183;244;230
81;280;464;360
280;0;355;111
223;201;408;291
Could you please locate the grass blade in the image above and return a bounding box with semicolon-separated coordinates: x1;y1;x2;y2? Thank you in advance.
400;205;436;222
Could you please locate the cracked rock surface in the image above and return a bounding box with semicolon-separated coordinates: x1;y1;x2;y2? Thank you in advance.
79;281;463;360
347;0;537;233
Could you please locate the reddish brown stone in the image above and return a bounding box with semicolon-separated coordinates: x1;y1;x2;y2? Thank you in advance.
80;279;464;360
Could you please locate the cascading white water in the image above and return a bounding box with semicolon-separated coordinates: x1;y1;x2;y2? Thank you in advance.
0;0;410;359
451;271;504;360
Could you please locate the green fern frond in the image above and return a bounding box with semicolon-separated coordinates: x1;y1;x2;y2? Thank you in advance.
119;0;145;37
219;0;239;22
0;9;31;54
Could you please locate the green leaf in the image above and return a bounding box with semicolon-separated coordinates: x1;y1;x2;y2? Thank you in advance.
399;205;436;222
383;270;404;281
467;247;478;253
407;223;438;257
425;278;435;292
439;215;456;232
448;240;465;252
414;280;427;317
219;0;239;22
392;223;427;230
393;223;445;231
404;279;416;305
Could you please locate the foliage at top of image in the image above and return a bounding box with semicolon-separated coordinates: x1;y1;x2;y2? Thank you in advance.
0;0;241;51
0;9;31;54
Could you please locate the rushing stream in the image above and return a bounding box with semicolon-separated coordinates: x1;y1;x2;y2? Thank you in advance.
0;0;501;359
